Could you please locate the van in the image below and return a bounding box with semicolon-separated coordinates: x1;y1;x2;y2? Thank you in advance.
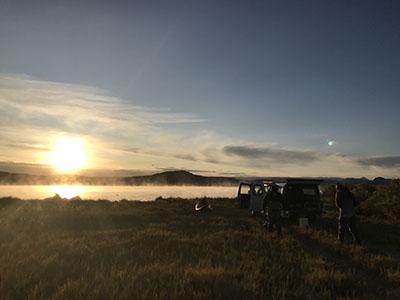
282;178;323;222
237;181;272;214
237;178;323;221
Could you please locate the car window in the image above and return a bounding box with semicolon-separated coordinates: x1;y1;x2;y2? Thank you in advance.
302;188;317;196
239;184;250;194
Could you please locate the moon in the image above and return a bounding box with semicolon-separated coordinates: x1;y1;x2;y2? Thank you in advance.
328;140;335;147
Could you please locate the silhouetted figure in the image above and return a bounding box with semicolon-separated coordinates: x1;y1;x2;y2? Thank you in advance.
264;184;283;236
194;198;212;212
335;183;361;245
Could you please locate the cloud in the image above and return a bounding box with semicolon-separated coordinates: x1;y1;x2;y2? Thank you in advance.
1;73;399;178
5;143;50;152
0;74;203;135
223;145;319;164
121;146;198;162
356;156;400;168
0;73;207;168
172;153;198;161
0;161;54;175
0;161;155;177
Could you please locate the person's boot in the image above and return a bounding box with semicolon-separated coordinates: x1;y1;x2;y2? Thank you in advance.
338;234;345;244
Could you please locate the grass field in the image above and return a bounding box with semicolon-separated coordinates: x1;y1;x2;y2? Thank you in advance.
0;196;399;299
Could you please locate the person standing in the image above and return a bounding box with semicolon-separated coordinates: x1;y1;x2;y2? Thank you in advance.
264;184;283;236
335;183;361;245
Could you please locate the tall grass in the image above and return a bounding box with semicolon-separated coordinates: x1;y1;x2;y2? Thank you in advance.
0;197;399;299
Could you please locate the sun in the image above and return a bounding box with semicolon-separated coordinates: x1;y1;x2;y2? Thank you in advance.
48;137;87;173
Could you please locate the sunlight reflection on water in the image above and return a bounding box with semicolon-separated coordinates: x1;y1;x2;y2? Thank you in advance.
49;185;87;199
0;185;237;201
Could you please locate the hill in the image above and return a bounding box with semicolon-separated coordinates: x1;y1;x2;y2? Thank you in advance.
0;170;239;186
0;170;393;186
124;170;238;186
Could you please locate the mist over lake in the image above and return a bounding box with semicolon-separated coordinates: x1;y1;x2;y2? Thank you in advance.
0;185;238;201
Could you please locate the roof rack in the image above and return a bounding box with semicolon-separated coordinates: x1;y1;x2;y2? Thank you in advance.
239;178;323;185
285;178;323;184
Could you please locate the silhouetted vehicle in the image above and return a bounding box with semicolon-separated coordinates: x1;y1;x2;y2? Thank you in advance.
237;181;272;214
282;179;323;222
237;179;323;221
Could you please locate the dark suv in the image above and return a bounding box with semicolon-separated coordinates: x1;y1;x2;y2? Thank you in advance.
282;179;323;222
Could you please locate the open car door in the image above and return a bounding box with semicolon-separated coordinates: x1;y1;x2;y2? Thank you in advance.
237;183;251;208
249;183;265;213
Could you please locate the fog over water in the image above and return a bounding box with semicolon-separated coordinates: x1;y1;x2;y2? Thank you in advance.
0;185;237;201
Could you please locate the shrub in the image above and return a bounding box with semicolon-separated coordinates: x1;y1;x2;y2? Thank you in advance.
360;180;400;224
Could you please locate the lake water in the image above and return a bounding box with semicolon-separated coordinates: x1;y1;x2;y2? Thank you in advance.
0;185;238;201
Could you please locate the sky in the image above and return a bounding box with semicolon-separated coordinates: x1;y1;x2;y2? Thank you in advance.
0;0;400;178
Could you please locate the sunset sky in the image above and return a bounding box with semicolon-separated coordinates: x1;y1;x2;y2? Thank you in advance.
1;0;399;178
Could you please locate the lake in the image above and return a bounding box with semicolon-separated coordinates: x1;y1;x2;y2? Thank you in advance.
0;185;238;201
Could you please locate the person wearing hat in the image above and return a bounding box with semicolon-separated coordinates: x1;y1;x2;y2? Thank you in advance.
264;184;283;236
335;183;361;245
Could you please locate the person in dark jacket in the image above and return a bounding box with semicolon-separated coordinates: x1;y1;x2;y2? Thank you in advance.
264;184;283;236
335;183;361;244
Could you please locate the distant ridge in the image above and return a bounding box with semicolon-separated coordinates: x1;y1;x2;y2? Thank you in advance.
0;170;393;186
0;170;239;186
124;170;239;186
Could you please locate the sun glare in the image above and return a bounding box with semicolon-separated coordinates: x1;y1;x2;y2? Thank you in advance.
48;137;87;173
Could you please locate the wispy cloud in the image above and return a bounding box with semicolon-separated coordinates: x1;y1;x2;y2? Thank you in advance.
5;143;50;152
223;145;319;164
1;73;399;178
0;74;203;132
356;156;400;168
0;161;54;175
0;74;206;169
120;146;198;162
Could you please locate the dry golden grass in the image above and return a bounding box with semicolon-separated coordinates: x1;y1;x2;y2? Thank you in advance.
0;197;399;299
